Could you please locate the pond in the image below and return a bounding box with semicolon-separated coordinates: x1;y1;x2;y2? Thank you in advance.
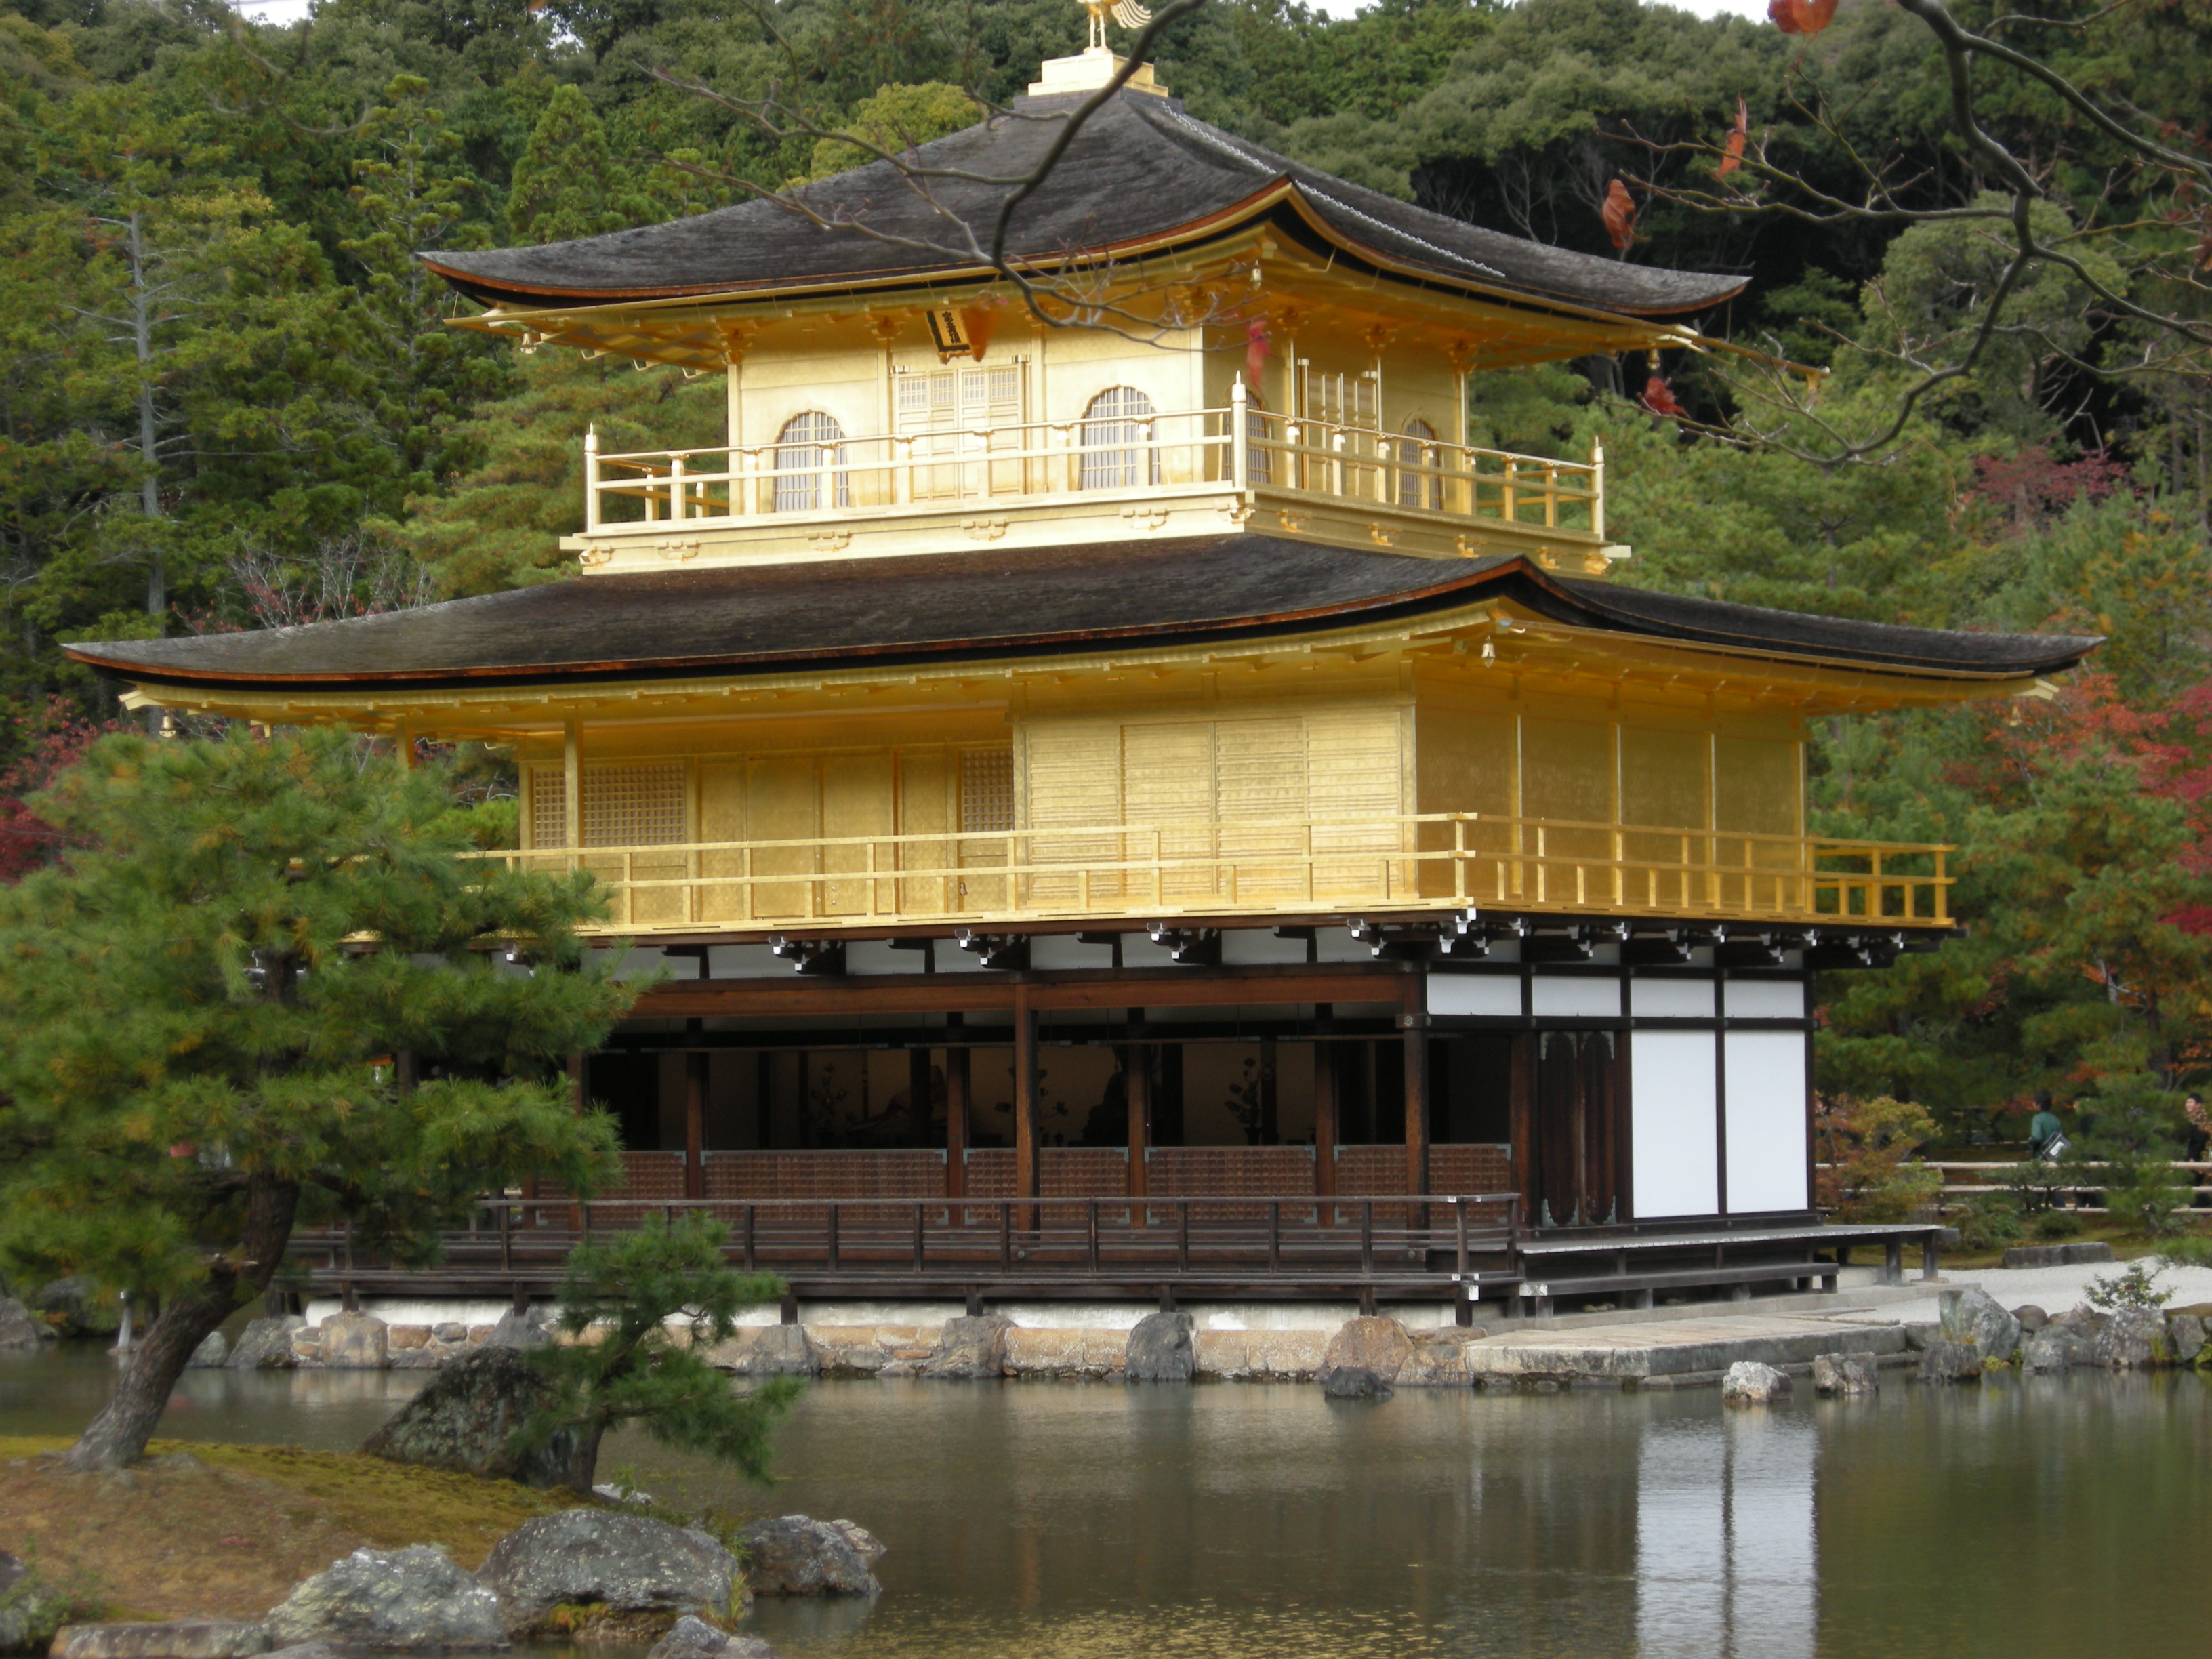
5;1344;2208;1658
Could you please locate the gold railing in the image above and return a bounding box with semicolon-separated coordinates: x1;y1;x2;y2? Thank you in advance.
476;813;1949;933
581;384;1603;541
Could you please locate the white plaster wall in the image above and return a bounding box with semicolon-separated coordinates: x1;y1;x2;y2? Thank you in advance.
1429;974;1523;1016
1631;1031;1719;1218
1532;976;1622;1017
1724;979;1807;1018
1629;978;1715;1017
1724;1029;1811;1212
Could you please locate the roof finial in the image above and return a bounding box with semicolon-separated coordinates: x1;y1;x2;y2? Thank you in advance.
1081;0;1151;52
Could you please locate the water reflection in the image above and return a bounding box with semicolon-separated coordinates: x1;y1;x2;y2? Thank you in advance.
5;1349;2209;1658
1637;1414;1814;1659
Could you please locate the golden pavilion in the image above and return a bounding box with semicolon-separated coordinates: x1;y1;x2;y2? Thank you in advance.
68;43;2095;1311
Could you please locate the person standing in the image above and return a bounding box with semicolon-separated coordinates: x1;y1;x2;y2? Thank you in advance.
2028;1091;2064;1158
2186;1094;2211;1163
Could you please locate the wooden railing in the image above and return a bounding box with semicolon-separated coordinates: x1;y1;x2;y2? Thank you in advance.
581;382;1603;543
478;812;1951;931
301;1191;1527;1291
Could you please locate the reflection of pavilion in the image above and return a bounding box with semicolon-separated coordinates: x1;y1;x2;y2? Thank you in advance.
1638;1414;1816;1658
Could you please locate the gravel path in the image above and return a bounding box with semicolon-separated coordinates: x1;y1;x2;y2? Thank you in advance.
1849;1255;2212;1325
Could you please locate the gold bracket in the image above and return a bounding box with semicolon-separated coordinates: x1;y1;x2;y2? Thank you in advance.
960;518;1010;542
653;538;701;562
806;531;853;552
578;547;613;569
1120;506;1172;531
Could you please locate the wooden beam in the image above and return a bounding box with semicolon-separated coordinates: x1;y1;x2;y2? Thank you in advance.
632;964;1412;1022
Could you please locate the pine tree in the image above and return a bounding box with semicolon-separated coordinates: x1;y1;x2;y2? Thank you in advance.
507;84;628;245
0;726;637;1470
520;1214;797;1492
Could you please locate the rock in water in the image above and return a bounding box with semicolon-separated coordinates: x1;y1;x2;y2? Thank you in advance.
228;1316;304;1370
266;1547;506;1650
317;1313;388;1370
736;1517;882;1596
1122;1311;1195;1382
823;1522;885;1570
478;1511;741;1628
647;1615;777;1659
0;1297;54;1350
362;1346;584;1490
2094;1307;2170;1369
2012;1305;2049;1332
485;1307;552;1351
49;1624;270;1659
1319;1365;1391;1400
1917;1341;1980;1383
1317;1317;1415;1391
922;1315;1012;1380
1721;1361;1792;1405
1810;1353;1878;1396
186;1330;229;1368
2020;1334;2070;1374
2167;1313;2206;1364
1938;1287;2022;1365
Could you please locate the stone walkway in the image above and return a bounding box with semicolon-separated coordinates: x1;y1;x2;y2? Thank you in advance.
1461;1313;1906;1385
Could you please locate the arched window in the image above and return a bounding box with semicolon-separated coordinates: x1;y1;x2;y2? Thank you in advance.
1398;418;1440;510
1078;386;1160;489
1244;392;1271;487
773;411;850;512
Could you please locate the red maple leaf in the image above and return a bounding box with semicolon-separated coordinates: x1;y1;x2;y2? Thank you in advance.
1601;180;1637;251
1769;0;1838;34
1719;98;1749;178
1244;319;1272;388
1640;375;1687;418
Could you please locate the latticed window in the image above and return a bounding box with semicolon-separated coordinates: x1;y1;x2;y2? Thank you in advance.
1078;386;1160;489
1398;418;1441;510
959;749;1015;834
773;411;851;512
529;762;687;848
1245;395;1271;487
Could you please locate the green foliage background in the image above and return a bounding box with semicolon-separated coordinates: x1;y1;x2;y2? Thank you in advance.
3;0;2211;1140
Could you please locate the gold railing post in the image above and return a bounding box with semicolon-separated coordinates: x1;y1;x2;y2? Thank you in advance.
582;426;600;533
1230;378;1250;490
669;451;686;522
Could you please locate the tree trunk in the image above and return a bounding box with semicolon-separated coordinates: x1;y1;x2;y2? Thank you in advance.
567;1421;606;1494
62;1175;299;1471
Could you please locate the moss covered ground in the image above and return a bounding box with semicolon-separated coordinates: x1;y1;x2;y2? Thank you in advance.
0;1438;574;1624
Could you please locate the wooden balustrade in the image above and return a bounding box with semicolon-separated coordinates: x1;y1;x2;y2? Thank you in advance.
478;811;1952;933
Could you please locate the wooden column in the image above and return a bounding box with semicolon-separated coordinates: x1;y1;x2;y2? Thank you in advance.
1510;1034;1538;1228
1403;1025;1430;1196
1313;1013;1338;1197
562;719;582;870
567;1052;586;1114
683;1046;708;1200
944;1042;971;1198
1125;1040;1151;1201
909;1046;933;1151
1013;985;1040;1208
1258;1036;1279;1145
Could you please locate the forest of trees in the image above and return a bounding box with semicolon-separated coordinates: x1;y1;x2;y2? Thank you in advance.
4;0;2211;1138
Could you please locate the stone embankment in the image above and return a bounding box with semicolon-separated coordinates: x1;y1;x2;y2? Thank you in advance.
41;1511;876;1659
1907;1285;2211;1380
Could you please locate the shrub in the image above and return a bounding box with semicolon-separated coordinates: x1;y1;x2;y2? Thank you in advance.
1952;1195;2024;1252
2084;1260;2172;1311
1994;1159;2072;1215
1815;1095;1942;1221
2034;1209;2084;1240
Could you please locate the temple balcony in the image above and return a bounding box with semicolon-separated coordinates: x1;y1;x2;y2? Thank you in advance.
566;388;1621;576
480;813;1950;938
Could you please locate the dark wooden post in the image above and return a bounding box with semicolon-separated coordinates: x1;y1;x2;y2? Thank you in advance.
1510;1033;1538;1225
945;1044;970;1198
909;1046;933;1150
1313;1017;1338;1200
684;1048;708;1200
1013;986;1040;1214
1126;1040;1151;1201
1258;1036;1278;1145
1403;1023;1430;1197
567;1052;586;1113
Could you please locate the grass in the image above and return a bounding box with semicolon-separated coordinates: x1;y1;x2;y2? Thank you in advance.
0;1437;578;1624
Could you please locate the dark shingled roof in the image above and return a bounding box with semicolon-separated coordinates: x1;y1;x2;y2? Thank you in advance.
65;539;2097;694
422;89;1744;321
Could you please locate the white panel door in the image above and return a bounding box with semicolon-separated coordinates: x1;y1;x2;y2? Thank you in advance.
1725;1029;1811;1213
1631;1031;1718;1218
